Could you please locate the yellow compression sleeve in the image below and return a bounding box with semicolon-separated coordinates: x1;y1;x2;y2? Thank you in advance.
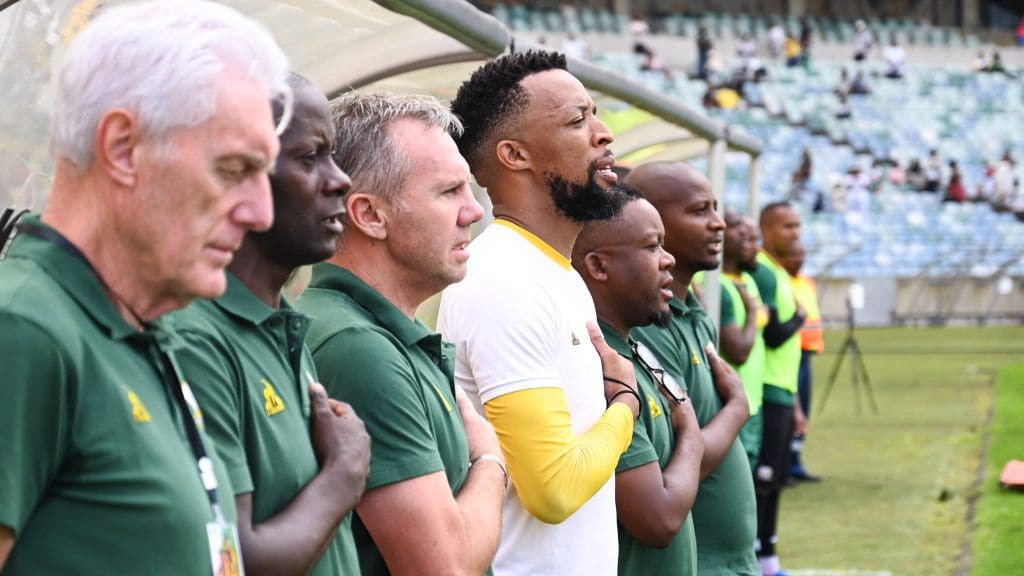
484;387;635;524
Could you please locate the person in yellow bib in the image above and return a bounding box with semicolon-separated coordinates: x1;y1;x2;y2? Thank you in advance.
782;244;824;483
750;202;807;576
719;213;769;471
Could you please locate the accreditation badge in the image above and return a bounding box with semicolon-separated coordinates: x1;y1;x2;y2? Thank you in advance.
207;518;245;576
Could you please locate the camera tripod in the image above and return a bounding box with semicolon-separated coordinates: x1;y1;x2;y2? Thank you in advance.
818;300;877;415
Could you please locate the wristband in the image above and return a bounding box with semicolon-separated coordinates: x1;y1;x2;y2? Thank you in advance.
607;387;642;418
472;453;509;490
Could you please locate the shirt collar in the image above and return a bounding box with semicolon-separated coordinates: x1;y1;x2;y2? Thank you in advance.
214;271;301;326
8;214;167;341
307;262;433;347
597;318;633;358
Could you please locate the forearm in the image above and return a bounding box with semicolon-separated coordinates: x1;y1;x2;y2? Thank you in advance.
0;525;13;570
763;310;805;348
241;468;360;576
721;322;757;365
485;388;634;524
449;458;506;575
698;399;749;479
659;429;703;524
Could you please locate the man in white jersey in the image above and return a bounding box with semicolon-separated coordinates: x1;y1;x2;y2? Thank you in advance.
439;50;642;575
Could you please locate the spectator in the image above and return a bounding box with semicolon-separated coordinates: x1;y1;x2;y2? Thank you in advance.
784;32;802;68
853;20;873;61
627;162;760;576
944;160;967;203
698;25;713;79
0;1;288;573
907;158;927;191
924;149;942;193
768;21;786;58
799;16;813;68
561;32;589;60
173;75;371;576
440;50;642;576
737;33;757;67
971;50;989;72
849;70;872;95
574;189;706;576
835;92;852;119
883;37;906;79
791;149;813;199
986;51;1017;78
834;68;851;97
845;166;872;216
751;202;808;576
298;92;506;576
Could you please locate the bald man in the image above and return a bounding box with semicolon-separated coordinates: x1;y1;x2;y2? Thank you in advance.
573;188;704;576
750;201;807;576
626;163;760;576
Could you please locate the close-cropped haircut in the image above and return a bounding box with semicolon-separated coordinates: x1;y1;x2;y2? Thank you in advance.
330;91;463;203
450;50;567;173
759;200;794;227
52;0;290;168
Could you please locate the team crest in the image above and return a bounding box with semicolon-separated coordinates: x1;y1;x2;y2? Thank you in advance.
125;388;152;423
647;394;663;418
262;379;286;416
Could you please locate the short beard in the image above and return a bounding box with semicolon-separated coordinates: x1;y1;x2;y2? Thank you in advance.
649;309;674;328
545;162;626;222
739;258;758;274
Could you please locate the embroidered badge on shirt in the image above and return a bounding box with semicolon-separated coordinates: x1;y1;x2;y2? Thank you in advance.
571;331;581;346
126;389;152;423
692;351;702;366
262;379;286;416
647;394;664;418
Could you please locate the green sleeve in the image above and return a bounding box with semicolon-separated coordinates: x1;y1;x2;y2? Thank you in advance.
615;410;659;474
0;314;70;534
175;321;253;495
313;327;447;490
751;264;777;310
719;284;736;326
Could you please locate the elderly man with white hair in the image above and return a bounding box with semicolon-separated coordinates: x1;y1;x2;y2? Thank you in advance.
0;1;289;574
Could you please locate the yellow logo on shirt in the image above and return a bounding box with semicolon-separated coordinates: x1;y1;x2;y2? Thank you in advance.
126;389;151;423
692;351;702;366
647;394;663;418
431;383;454;412
263;380;286;416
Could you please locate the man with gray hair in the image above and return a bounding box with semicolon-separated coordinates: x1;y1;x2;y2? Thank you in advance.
297;91;505;576
0;1;288;574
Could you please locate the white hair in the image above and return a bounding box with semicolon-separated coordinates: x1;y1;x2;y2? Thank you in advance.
52;0;290;168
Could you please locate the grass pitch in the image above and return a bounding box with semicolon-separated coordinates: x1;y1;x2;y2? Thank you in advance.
778;326;1024;576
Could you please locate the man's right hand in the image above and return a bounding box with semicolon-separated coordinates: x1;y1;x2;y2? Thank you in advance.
705;344;747;410
587;322;640;420
310;383;371;503
455;386;502;463
736;282;756;314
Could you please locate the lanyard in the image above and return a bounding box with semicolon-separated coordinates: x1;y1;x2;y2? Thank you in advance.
15;221;227;522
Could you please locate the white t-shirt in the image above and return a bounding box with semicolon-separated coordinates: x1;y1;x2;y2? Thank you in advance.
438;220;617;576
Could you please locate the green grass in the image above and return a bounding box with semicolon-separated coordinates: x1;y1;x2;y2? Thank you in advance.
970;364;1024;576
776;326;1024;576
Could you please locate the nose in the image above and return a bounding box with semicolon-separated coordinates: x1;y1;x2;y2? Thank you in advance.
324;159;352;198
234;174;275;232
660;246;676;270
591;115;614;148
710;207;726;231
459;187;486;227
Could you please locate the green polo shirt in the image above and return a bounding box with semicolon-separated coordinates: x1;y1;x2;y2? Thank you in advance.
753;252;800;405
0;216;237;575
600;321;697;576
636;292;759;576
297;263;480;576
172;272;358;576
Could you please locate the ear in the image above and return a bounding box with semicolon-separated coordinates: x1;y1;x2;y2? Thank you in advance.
583;251;610;283
345;193;388;240
495;138;531;172
95;108;140;188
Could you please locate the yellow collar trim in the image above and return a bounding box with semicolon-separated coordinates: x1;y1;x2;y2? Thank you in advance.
493;218;572;270
722;271;743;282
